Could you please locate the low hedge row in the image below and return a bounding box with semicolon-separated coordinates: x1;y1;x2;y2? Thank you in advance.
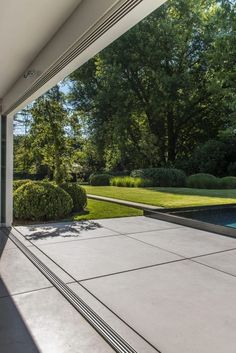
187;174;236;189
90;168;187;187
13;181;87;221
88;169;236;189
187;174;220;189
130;168;186;187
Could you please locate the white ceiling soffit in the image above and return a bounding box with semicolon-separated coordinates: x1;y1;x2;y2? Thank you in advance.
0;0;82;99
2;0;167;115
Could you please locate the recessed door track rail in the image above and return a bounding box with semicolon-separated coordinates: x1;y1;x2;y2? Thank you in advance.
3;228;138;353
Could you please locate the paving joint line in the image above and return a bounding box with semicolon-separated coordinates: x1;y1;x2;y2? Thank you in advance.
190;247;236;259
100;224;183;238
0;284;54;300
123;233;187;258
25;233;121;248
188;258;236;279
79;258;187;282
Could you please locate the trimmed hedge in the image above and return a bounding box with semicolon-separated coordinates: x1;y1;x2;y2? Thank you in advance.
13;179;31;192
61;183;87;211
131;168;186;187
110;176;152;188
220;177;236;189
89;173;111;186
14;181;73;221
187;173;220;189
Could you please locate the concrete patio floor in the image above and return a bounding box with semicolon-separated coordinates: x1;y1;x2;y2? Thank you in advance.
1;216;236;352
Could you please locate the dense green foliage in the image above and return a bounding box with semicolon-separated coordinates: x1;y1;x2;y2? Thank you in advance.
68;0;236;172
13;179;31;192
14;0;236;182
110;176;152;187
61;183;87;211
89;174;111;186
131;168;186;187
187;173;220;189
14;181;73;221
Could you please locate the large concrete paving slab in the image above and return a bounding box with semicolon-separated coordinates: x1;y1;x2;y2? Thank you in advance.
128;227;236;257
37;235;181;280
98;216;183;234
16;221;119;245
0;247;52;297
69;282;159;353
194;249;236;276
83;260;236;353
1;287;115;353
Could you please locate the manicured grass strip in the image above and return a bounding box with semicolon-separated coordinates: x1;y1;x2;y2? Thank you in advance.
72;199;142;221
84;186;236;208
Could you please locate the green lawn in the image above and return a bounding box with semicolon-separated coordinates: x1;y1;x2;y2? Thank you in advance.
84;186;236;208
72;198;142;221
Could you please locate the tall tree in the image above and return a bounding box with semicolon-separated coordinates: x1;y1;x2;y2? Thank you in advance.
30;86;71;184
69;0;236;167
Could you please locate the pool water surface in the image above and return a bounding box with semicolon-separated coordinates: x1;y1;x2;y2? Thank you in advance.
172;207;236;229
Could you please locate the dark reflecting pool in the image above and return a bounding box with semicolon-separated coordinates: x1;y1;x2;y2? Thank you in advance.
171;207;236;229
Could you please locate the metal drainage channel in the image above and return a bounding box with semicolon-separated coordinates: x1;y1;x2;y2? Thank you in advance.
3;228;138;353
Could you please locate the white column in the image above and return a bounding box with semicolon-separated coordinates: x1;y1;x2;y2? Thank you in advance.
5;114;13;226
0;116;1;223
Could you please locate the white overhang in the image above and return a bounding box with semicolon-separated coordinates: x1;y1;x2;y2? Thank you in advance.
1;0;166;115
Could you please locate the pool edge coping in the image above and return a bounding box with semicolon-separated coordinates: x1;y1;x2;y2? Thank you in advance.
144;204;236;239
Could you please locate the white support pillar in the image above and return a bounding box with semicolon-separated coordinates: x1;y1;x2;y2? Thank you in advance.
0;114;13;226
5;115;13;226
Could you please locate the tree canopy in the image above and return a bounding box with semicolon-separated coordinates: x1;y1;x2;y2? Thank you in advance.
14;0;236;180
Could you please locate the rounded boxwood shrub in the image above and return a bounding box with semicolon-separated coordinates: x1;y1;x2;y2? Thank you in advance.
13;179;31;192
14;181;73;221
89;173;111;186
131;168;186;187
220;176;236;189
187;173;220;189
61;183;87;211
